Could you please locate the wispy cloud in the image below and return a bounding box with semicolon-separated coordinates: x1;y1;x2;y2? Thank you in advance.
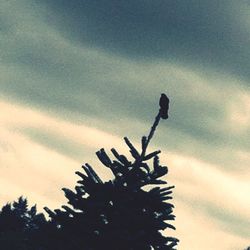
40;0;250;81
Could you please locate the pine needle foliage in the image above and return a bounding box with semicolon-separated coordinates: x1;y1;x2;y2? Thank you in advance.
0;197;47;250
45;94;178;250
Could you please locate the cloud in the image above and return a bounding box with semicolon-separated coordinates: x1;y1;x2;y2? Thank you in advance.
173;200;249;250
39;0;250;82
230;92;250;130
164;152;250;223
0;126;76;210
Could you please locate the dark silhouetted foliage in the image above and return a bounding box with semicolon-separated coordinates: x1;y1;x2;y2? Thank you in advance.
0;196;47;249
45;93;178;250
0;93;178;249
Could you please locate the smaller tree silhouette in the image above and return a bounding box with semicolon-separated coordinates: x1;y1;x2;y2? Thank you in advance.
0;196;47;249
45;93;178;250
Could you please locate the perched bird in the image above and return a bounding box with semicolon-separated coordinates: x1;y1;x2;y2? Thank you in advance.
159;93;169;119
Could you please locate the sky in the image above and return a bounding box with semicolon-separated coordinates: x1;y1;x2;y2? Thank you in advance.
0;0;250;249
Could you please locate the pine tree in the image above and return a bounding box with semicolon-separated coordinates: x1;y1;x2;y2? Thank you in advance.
45;93;178;250
0;196;47;250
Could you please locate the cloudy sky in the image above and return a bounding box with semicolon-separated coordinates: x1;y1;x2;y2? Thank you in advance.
1;0;250;249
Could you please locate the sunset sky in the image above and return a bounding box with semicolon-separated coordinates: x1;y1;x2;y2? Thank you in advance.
1;1;250;249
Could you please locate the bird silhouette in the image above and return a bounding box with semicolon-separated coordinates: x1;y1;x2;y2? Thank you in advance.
159;93;169;119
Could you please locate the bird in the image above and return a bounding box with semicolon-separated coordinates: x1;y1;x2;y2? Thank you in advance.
159;93;169;119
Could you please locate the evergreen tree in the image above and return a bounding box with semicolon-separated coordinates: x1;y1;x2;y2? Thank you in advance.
45;93;178;250
0;196;47;250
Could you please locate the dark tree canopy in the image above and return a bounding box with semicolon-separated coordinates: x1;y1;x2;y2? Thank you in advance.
0;197;47;250
45;93;178;250
0;93;178;250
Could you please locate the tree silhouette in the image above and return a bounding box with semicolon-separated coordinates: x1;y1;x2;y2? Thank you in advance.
45;93;178;250
0;93;178;249
0;196;47;250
